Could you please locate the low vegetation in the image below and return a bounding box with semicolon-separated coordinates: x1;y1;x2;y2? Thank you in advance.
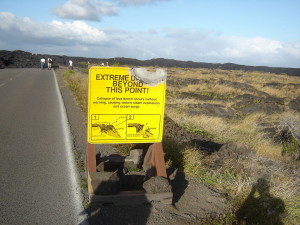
61;65;300;224
62;68;88;113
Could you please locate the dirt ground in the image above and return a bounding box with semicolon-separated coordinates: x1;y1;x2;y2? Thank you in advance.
86;150;227;225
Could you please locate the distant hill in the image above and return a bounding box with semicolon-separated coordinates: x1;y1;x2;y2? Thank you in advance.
1;50;299;76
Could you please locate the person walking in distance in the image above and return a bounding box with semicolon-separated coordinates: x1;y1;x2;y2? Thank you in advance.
40;58;45;69
47;57;53;70
69;60;73;69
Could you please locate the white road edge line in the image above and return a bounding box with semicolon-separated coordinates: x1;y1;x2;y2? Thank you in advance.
0;83;6;87
52;70;89;225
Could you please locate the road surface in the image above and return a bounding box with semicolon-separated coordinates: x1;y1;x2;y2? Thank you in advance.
0;68;86;224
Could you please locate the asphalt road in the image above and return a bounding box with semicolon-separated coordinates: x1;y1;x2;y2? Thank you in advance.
0;68;86;225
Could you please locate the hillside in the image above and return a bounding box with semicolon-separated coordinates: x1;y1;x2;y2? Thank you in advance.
1;50;300;76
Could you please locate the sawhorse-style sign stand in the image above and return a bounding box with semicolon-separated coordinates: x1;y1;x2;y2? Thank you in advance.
86;142;172;205
86;66;171;205
86;142;167;177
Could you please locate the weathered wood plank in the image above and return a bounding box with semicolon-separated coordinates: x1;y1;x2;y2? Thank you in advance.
90;191;172;205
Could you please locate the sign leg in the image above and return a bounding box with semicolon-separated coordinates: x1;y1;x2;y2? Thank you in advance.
86;143;96;173
143;142;167;178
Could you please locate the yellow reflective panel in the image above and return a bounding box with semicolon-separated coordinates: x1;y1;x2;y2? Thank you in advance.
87;67;166;144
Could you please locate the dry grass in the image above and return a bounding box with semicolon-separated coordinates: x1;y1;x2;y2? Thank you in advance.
167;67;300;100
62;68;88;112
166;67;300;154
181;143;299;224
167;109;283;158
181;83;248;96
165;67;300;224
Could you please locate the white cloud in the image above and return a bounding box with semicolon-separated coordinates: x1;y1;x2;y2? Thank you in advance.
0;12;299;68
52;0;118;21
115;0;169;5
0;12;108;50
109;29;300;68
220;36;300;67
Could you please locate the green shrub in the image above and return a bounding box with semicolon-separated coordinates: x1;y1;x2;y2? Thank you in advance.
283;136;300;155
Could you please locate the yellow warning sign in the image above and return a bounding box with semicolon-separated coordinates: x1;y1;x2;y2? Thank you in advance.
87;67;166;144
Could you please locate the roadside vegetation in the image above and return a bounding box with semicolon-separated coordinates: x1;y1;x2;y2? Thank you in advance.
62;68;88;113
61;64;300;224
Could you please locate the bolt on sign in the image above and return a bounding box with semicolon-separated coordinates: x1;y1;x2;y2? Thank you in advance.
87;67;167;144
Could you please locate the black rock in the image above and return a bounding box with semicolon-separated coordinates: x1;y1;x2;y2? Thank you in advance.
143;176;171;194
289;96;300;112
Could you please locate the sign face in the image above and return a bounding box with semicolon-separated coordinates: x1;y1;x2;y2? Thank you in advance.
87;67;166;144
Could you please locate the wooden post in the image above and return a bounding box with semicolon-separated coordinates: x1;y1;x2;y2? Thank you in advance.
143;142;167;178
86;143;96;173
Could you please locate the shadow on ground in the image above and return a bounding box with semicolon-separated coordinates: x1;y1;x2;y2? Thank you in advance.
236;178;285;225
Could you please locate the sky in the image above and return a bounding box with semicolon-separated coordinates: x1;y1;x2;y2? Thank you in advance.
0;0;299;68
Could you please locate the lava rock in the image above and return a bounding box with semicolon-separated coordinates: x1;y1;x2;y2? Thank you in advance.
143;176;171;194
289;96;300;112
125;149;144;169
